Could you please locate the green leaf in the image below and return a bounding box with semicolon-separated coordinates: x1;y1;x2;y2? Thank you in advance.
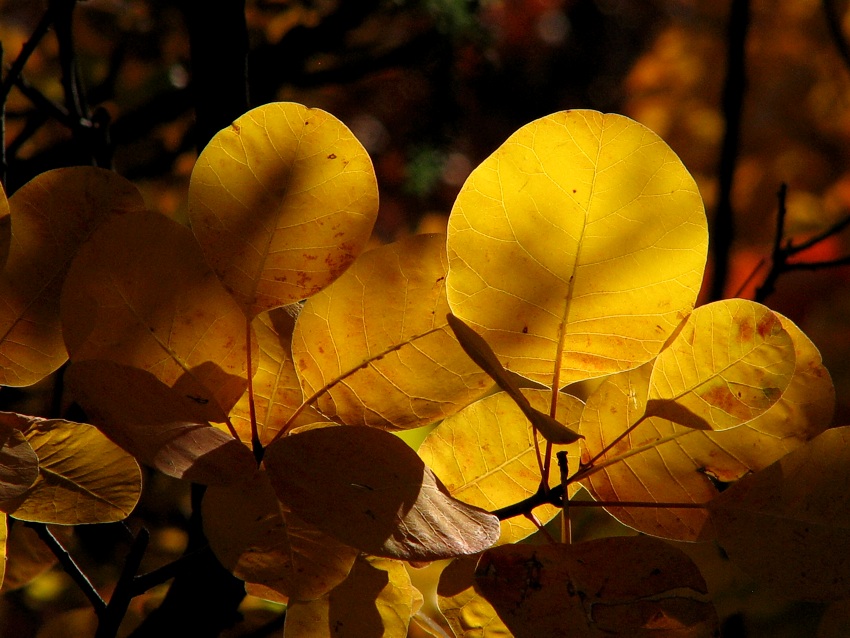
474;536;718;637
419;389;583;544
0;167;145;387
189;102;379;317
65;361;256;485
292;234;490;430
709;426;850;601
447;110;707;386
60;210;254;421
264;425;501;561
1;415;141;524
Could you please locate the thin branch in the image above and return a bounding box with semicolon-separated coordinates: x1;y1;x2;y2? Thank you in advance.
709;0;751;301
95;528;150;638
28;523;107;615
0;8;53;103
822;0;850;73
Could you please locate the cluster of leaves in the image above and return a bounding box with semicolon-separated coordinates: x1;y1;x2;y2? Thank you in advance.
0;103;845;636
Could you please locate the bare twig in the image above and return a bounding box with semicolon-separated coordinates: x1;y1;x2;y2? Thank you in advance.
709;0;751;301
95;528;150;638
822;0;850;73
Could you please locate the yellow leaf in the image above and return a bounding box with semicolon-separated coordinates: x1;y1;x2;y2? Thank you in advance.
283;555;415;638
419;389;583;544
0;167;145;386
189;102;379;317
264;425;501;561
647;300;796;430
202;469;357;602
60;210;254;421
0;519;62;592
65;361;256;485
446;110;707;386
1;416;141;524
709;426;850;601
292;234;490;430
230;308;324;444
579;316;833;541
474;536;718;637
0;514;6;590
0;179;9;268
437;555;512;638
0;417;38;501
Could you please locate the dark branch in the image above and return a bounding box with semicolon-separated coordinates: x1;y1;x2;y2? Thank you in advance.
822;0;850;73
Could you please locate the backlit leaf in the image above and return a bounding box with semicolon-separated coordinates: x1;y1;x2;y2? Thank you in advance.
202;468;358;602
0;418;38;501
0;520;62;592
283;556;415;638
230;308;324;444
0;180;9;268
579;316;830;541
264;425;500;561
0;514;6;589
446;110;707;386
66;361;256;485
1;416;141;524
474;536;718;637
647;300;795;430
60;210;253;421
189;102;379;317
437;555;511;638
419;389;583;544
292;234;489;430
0;167;145;386
709;426;850;601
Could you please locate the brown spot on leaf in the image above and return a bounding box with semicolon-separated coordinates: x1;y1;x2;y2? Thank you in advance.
230;122;241;134
756;312;781;339
522;325;529;334
327;153;337;160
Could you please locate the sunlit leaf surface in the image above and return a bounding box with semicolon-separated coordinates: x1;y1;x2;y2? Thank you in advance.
475;536;718;637
419;389;583;544
203;469;357;602
709;426;850;601
292;234;489;429
579;315;831;541
230;308;324;444
66;361;256;485
0;167;145;386
283;556;415;638
0;417;38;502
1;416;141;524
446;110;707;386
189;102;379;317
264;425;500;561
0;515;6;589
60;210;253;421
647;300;795;430
438;555;511;638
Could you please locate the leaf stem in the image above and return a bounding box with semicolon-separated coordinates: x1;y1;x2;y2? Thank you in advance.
246;317;262;463
557;451;570;544
270;325;445;444
29;522;107;615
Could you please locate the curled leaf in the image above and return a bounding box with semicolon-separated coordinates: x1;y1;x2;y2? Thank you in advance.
447;110;707;386
447;313;582;443
264;425;501;561
189;102;379;316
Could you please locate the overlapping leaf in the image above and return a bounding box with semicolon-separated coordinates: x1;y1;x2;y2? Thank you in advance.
474;536;718;637
437;555;511;638
66;361;256;485
230;308;324;444
283;556;416;638
0;520;63;592
202;469;358;602
188;102;379;317
264;425;500;561
292;234;490;429
60;210;253;421
0;167;145;387
0;415;141;524
709;426;850;601
646;300;795;430
446;110;708;386
0;418;38;502
419;389;583;544
579;310;831;541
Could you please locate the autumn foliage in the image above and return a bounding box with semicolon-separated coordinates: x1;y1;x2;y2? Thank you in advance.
0;103;845;636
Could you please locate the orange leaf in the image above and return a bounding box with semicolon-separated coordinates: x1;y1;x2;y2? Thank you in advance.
66;361;256;485
264;425;500;561
0;416;38;502
60;210;254;420
0;167;145;386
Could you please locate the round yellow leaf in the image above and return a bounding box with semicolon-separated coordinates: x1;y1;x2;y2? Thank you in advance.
189;102;379;317
447;110;707;386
